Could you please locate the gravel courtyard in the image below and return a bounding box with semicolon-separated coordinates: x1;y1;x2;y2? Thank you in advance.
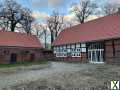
1;62;120;90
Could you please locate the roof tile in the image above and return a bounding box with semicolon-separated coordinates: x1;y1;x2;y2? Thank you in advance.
0;31;43;48
53;14;120;46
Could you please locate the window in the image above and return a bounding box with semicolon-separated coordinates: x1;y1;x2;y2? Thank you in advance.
54;43;86;57
81;48;86;52
67;49;71;53
55;46;67;57
71;44;75;48
76;48;81;52
76;43;80;48
72;53;81;57
63;46;66;49
71;45;75;52
53;47;57;53
56;47;59;52
67;45;70;48
81;43;86;47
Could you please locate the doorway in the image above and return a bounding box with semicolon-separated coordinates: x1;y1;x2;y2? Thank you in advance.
30;53;35;61
88;49;104;63
10;53;17;63
87;42;104;63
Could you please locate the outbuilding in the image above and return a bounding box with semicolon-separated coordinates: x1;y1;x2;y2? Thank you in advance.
0;31;44;64
53;13;120;64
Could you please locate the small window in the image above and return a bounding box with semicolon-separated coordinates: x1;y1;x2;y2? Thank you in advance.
77;48;81;52
81;48;86;52
67;49;71;53
67;45;70;48
76;43;80;47
71;44;75;48
81;43;86;47
63;46;66;49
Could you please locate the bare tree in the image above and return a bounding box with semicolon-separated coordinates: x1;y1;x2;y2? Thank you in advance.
33;23;49;48
0;0;34;33
102;2;118;15
39;24;48;48
71;0;97;24
47;11;64;44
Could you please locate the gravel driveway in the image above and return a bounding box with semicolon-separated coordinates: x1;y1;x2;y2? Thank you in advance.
0;62;95;89
0;62;120;90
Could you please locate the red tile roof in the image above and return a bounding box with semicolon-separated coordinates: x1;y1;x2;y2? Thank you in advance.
53;14;120;46
0;31;43;48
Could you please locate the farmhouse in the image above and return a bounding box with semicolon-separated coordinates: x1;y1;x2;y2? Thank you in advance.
53;13;120;64
0;31;44;64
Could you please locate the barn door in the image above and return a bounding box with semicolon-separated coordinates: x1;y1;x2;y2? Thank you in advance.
88;49;104;63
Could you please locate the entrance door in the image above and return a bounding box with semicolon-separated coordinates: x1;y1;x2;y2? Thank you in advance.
10;53;17;63
88;49;104;63
30;53;35;61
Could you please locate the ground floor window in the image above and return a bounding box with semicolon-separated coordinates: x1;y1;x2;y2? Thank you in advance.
56;53;67;57
71;53;81;57
54;43;86;57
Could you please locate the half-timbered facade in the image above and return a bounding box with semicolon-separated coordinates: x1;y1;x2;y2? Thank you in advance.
53;12;120;64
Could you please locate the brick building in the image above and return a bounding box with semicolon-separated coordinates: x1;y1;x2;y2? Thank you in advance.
53;13;120;64
0;31;44;64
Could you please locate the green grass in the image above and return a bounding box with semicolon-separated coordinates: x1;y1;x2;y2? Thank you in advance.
0;60;48;68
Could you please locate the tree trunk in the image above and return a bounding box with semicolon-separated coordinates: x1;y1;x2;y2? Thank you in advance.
80;17;85;24
81;20;84;24
11;22;16;32
44;30;47;48
51;31;54;50
51;33;54;44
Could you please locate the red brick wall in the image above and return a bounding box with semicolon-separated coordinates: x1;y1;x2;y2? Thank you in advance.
105;40;114;58
105;39;120;64
0;47;44;64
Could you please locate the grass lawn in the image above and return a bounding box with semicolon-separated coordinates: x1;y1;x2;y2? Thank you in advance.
0;60;48;68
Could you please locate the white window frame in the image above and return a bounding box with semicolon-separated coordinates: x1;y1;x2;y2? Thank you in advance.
72;53;81;57
81;48;86;52
81;43;86;47
54;47;57;53
76;43;80;48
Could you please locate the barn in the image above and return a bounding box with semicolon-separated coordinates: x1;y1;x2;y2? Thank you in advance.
53;12;120;64
0;31;44;64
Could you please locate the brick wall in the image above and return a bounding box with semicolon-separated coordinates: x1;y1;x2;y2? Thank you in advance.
0;47;44;64
105;39;120;64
